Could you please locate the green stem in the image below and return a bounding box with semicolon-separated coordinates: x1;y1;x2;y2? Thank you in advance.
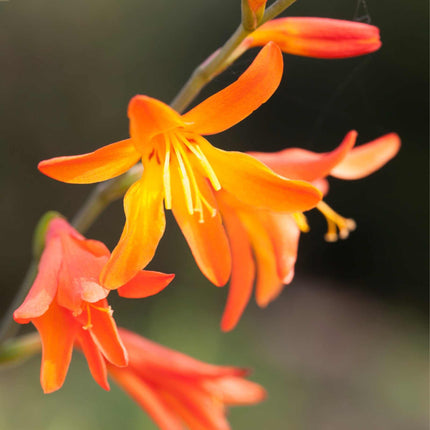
0;260;38;345
72;165;143;234
262;0;297;24
170;0;297;114
170;24;251;113
0;332;41;366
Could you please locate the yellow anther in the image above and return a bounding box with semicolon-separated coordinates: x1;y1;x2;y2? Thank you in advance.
317;201;356;242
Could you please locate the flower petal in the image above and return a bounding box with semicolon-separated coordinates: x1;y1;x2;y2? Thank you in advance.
77;330;110;391
88;300;128;367
182;42;283;135
101;161;166;289
57;234;109;312
118;271;175;299
120;329;243;379
108;365;184;430
128;95;184;153
257;212;300;282
241;213;283;307
13;237;62;322
330;133;401;179
247;17;381;58
218;192;255;332
249;130;357;182
32;300;78;393
38;139;140;184
201;141;322;212
170;159;231;286
211;377;266;405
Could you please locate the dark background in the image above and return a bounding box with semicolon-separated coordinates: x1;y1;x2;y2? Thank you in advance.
0;1;428;429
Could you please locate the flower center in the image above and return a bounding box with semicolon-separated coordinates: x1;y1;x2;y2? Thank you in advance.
317;201;356;242
81;302;113;330
162;130;221;223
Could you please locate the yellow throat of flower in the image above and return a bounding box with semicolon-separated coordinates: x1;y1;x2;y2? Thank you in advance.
161;131;221;223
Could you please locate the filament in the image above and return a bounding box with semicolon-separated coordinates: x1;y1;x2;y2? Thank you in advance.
292;212;310;233
317;201;356;242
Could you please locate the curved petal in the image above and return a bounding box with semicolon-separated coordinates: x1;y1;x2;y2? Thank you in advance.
118;271;175;299
13;237;62;322
107;366;184;430
218;192;255;332
32;300;79;393
38;139;140;184
247;17;381;58
170;159;231;286
249;130;357;181
88;300;128;367
77;330;110;391
101;161;166;289
258;212;300;282
128;95;184;153
182;42;283;135
201;140;322;212
241;213;283;307
330;133;401;179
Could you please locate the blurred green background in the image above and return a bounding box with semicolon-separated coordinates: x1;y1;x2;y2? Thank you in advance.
0;0;428;429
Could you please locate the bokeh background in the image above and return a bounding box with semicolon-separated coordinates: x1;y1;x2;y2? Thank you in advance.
0;0;428;429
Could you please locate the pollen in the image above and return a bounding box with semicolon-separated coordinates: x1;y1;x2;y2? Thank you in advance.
317;201;356;242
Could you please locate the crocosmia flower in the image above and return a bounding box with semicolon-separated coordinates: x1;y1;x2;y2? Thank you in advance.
220;131;400;331
242;17;382;58
251;131;401;240
38;42;321;289
13;217;174;393
107;328;266;430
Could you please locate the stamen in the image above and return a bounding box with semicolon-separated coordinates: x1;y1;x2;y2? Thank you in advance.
292;212;310;233
82;303;113;330
181;134;221;191
163;136;172;210
175;139;217;222
171;135;194;215
317;201;356;242
82;303;92;330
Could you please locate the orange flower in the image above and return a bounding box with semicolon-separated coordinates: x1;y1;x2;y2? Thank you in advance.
13;217;174;393
242;17;381;58
107;328;266;430
38;43;321;289
220;131;400;331
251;131;401;239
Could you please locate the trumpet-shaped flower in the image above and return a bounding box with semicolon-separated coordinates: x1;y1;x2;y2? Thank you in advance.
240;17;381;59
38;43;321;289
13;217;174;393
107;328;266;430
220;131;400;331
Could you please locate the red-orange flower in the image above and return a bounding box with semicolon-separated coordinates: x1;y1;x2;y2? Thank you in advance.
241;17;381;58
220;131;400;331
38;43;321;289
107;328;266;430
13;217;174;393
